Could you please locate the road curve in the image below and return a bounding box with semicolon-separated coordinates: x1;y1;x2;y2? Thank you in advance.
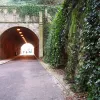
0;56;65;100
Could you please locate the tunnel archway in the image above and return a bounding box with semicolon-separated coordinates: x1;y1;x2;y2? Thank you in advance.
0;26;39;59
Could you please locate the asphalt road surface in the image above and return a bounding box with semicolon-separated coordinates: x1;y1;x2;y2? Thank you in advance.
0;56;65;100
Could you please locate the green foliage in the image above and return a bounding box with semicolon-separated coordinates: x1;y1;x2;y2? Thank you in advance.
5;4;58;19
43;20;51;53
75;0;100;99
35;0;57;5
47;6;58;17
65;0;86;82
8;7;13;13
11;0;61;5
44;0;99;99
17;4;45;18
44;5;67;68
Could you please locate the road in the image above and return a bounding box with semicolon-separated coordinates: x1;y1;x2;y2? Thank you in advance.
0;56;65;100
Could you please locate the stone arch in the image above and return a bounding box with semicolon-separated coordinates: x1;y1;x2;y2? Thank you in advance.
0;26;39;59
0;23;39;37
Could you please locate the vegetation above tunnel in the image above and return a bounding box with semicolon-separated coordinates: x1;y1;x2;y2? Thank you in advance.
0;0;62;19
10;0;62;5
2;4;58;19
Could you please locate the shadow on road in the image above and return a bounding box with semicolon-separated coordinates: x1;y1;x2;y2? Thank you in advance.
14;55;37;61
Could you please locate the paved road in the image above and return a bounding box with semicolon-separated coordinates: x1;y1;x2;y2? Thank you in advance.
0;56;65;100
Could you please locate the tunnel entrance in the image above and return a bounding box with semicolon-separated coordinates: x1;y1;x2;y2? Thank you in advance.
20;43;34;56
0;26;39;59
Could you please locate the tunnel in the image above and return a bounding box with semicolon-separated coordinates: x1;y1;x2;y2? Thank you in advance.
0;26;39;59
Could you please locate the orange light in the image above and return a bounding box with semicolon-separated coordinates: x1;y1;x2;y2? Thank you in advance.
17;28;20;31
21;35;23;37
19;32;22;34
22;37;27;43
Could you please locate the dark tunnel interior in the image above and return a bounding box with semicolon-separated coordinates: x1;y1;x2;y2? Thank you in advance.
0;26;39;59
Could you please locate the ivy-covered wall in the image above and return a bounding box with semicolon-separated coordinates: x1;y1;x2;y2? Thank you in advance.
1;4;58;19
44;3;68;68
44;0;100;99
64;0;86;82
75;0;100;99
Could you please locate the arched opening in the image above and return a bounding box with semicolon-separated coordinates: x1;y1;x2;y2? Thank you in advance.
0;26;39;59
20;43;34;55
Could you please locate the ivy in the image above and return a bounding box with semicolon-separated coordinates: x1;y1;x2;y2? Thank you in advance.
64;0;86;82
44;0;99;99
44;5;67;68
75;0;100;99
4;4;58;19
17;4;45;18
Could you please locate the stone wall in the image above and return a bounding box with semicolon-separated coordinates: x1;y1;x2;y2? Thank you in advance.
0;7;39;23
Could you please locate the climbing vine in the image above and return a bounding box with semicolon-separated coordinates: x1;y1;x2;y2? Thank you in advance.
65;0;86;82
44;0;100;99
16;4;44;18
44;3;67;68
5;4;58;19
75;0;100;99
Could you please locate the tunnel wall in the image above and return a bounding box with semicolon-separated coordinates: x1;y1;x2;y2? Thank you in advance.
0;40;21;59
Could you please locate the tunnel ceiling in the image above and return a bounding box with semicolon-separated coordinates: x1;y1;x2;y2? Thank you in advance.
1;27;38;44
0;27;39;59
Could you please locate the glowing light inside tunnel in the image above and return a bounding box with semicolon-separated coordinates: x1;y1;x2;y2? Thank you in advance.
19;32;22;34
17;28;20;31
20;43;34;55
21;35;23;37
